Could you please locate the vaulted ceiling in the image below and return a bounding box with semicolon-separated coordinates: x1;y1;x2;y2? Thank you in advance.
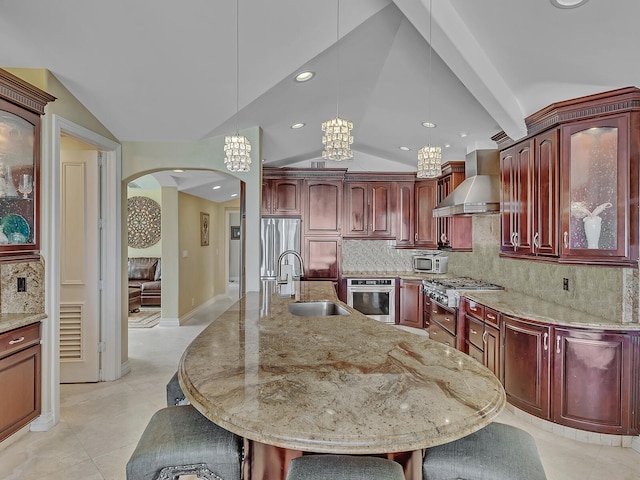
2;0;637;200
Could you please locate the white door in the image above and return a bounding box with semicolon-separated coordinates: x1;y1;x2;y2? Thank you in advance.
59;141;100;383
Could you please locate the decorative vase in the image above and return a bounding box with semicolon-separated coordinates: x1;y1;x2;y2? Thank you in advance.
583;215;602;249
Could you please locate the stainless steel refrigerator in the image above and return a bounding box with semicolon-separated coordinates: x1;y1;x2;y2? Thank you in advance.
260;217;302;279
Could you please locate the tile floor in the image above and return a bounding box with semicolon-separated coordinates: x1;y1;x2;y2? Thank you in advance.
0;288;638;480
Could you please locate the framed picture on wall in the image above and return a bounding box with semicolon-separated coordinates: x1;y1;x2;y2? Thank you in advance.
231;226;240;240
200;212;210;246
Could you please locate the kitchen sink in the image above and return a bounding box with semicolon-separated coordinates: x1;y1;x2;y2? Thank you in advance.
288;301;350;317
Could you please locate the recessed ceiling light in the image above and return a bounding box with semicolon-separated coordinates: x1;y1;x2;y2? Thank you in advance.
399;146;411;151
291;123;306;129
231;193;238;197
212;185;221;190
444;143;451;148
550;0;589;8
459;132;468;138
422;122;437;128
173;169;184;173
294;71;315;82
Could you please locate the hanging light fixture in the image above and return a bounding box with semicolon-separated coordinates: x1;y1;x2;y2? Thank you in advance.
322;0;353;161
417;0;441;178
224;0;251;173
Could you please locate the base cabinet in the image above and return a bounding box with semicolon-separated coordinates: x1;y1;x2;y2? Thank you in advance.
398;279;423;328
502;316;551;420
553;328;636;434
0;322;41;442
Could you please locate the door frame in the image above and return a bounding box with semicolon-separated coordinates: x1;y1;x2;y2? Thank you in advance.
32;114;121;431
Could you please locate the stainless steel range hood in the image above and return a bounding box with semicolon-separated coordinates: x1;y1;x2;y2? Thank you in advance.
432;149;500;217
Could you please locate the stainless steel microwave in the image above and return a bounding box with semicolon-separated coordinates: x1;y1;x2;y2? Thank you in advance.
412;255;448;274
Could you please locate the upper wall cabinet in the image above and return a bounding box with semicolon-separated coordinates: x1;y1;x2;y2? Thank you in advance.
0;69;55;257
437;161;472;251
262;178;301;216
494;87;640;267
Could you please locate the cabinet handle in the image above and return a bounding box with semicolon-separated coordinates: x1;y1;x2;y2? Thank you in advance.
440;233;447;243
470;328;478;335
9;336;25;345
556;336;561;354
432;309;438;314
543;332;548;351
513;232;519;250
486;313;496;321
482;331;487;345
470;305;478;312
432;331;437;336
444;317;451;323
510;231;515;249
533;232;539;250
563;231;569;248
415;233;418;242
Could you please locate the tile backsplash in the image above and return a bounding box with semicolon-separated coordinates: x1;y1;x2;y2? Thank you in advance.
342;216;637;323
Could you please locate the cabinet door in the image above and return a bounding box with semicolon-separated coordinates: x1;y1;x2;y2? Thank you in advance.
483;324;501;380
429;321;456;348
502;316;551;419
369;183;393;238
553;328;633;434
532;129;559;256
395;181;414;246
399;280;423;328
0;343;41;442
261;179;271;215
304;180;342;235
500;141;533;254
304;237;340;280
271;179;301;216
438;167;472;251
560;115;630;263
343;183;367;237
414;180;438;248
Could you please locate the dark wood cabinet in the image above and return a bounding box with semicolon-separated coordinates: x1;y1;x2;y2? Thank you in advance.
0;322;41;442
428;302;456;347
395;181;415;247
398;279;423;328
559;114;637;265
303;237;341;281
262;178;301;216
496;87;640;266
553;328;636;434
461;298;501;379
343;181;393;238
304;178;343;236
0;70;54;257
502;316;551;419
423;293;431;328
437;161;472;251
414;180;438;249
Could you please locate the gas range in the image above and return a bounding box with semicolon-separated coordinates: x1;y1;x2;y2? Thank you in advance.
422;277;504;308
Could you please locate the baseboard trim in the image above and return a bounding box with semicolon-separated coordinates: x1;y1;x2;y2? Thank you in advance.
29;411;56;432
632;435;640;454
121;360;131;377
179;295;228;325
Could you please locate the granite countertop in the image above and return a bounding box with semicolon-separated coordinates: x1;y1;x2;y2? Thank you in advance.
180;280;505;454
0;312;46;335
341;271;452;280
463;290;640;331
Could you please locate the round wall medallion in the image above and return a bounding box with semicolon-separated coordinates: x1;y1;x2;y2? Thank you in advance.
127;196;161;248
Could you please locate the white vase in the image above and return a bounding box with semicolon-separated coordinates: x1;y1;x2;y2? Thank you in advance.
583;215;602;249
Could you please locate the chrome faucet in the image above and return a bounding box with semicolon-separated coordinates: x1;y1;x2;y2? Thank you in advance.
276;250;305;283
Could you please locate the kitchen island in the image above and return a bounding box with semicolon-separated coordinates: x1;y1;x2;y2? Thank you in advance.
179;281;505;479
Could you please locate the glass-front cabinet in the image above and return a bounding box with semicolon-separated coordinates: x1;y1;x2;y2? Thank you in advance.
0;69;55;256
560;115;632;263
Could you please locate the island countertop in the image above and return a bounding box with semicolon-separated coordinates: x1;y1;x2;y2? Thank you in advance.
179;281;505;454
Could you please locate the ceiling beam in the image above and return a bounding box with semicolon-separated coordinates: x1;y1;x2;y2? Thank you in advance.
394;0;527;141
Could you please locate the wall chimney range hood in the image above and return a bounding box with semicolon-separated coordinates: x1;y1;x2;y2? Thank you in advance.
432;149;500;217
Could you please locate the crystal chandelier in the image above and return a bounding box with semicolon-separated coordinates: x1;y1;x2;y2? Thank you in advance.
417;0;441;178
322;0;353;161
417;145;442;178
224;0;251;173
322;117;353;161
224;135;252;172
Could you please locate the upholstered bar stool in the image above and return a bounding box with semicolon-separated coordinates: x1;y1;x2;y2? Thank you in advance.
126;405;242;480
286;455;405;480
166;371;187;406
422;422;547;480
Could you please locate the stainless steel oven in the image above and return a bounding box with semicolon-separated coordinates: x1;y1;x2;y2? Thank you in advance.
346;278;396;324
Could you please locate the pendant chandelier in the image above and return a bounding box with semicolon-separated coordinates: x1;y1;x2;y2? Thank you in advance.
224;0;251;173
322;0;353;162
416;0;441;178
